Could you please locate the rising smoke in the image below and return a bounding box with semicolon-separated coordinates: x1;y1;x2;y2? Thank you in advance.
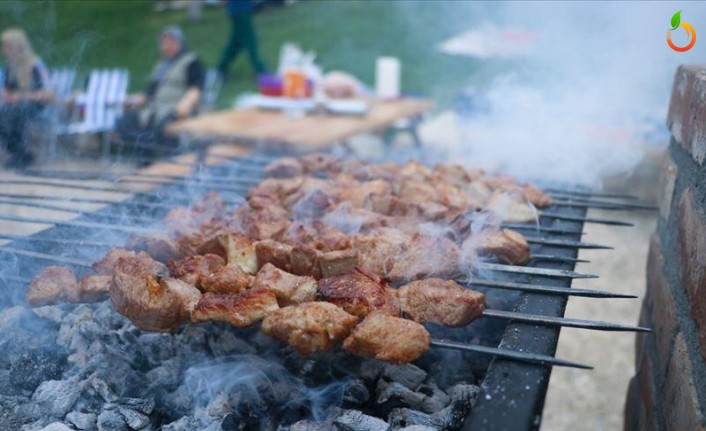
432;2;706;186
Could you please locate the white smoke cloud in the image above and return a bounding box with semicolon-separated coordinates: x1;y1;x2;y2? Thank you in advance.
431;2;706;186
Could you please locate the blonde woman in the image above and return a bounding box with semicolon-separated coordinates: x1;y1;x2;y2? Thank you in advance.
0;28;51;168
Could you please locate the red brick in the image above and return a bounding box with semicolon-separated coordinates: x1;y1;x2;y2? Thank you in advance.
635;350;659;431
664;332;706;431
657;155;677;220
668;65;706;165
647;234;679;381
677;189;706;359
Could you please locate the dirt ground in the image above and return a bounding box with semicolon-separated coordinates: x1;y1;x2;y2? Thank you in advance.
541;208;657;430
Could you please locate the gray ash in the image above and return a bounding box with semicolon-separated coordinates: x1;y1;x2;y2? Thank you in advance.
0;300;482;430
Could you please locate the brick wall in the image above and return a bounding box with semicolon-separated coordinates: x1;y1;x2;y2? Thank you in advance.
624;65;706;431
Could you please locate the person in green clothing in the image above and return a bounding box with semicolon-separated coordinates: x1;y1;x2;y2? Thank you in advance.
217;0;266;79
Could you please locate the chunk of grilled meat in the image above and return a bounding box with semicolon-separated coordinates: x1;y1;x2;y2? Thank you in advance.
486;189;538;223
342;314;431;364
190;289;279;328
93;248;165;276
318;269;399;318
398;279;485;327
252;263;317;306
26;266;78;307
230;205;291;240
197;234;259;274
352;230;407;276
261;302;358;355
124;233;181;262
110;257;202;332
255;240;357;279
300;152;339;174
200;265;252;295
278;220;351;252
167;254;226;288
264;157;304;178
385;235;461;283
74;275;112;303
476;229;530;265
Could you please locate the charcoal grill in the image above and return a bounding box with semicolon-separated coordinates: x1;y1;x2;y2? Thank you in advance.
0;152;649;430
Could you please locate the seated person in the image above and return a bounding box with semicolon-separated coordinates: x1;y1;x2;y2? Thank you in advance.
0;28;54;168
116;26;204;152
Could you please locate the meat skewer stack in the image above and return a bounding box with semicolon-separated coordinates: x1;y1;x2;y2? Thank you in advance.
25;154;559;364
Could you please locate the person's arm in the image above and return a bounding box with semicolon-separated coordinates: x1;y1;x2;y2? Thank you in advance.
4;64;54;103
174;58;205;118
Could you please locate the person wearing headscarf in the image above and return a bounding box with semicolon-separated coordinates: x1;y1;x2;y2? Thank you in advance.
0;28;53;168
116;26;205;153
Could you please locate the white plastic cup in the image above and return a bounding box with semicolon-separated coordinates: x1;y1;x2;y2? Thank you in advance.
375;56;401;100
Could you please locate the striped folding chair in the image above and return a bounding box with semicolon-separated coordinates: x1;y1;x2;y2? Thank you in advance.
48;68;77;104
61;69;129;160
201;68;223;112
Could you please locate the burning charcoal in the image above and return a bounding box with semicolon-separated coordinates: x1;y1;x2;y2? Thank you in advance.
333;409;390;431
381;364;427;391
162;416;199;431
248;329;281;353
137;333;177;367
31;379;82;418
38;423;74;431
0;306;59;367
282;349;334;385
397;427;438;431
342;379;370;408
32;304;67;324
286;420;335;431
433;384;481;430
357;361;384;385
146;359;182;388
0;395;37;429
117;397;155;415
90;378;119;403
387;408;444;429
418;350;478;390
65;412;98;430
0;370;12;396
376;381;449;416
117;406;150;430
220;412;276;431
97;408;129;431
207;330;256;357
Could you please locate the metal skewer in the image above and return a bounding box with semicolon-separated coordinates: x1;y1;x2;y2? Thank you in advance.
528;254;588;264
476;262;597;279
0;193;179;211
500;223;584;236
0;198;157;224
550;196;657;211
482;309;651;332
544;188;639;200
468;279;634;299
430;339;592;369
539;212;634;226
527;238;612;249
0;247;93;268
0;214;152;234
0;234;115;249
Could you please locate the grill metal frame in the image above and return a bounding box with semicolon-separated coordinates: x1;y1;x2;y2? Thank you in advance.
0;155;623;430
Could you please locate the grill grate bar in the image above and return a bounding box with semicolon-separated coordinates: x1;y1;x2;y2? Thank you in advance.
1;246;93;268
483;309;650;332
431;339;592;369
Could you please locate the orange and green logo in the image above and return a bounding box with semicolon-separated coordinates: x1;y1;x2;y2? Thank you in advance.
667;11;696;52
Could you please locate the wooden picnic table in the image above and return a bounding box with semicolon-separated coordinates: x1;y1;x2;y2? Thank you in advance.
166;98;433;151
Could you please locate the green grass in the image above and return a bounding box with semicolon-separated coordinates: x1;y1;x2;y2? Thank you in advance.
0;0;513;109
